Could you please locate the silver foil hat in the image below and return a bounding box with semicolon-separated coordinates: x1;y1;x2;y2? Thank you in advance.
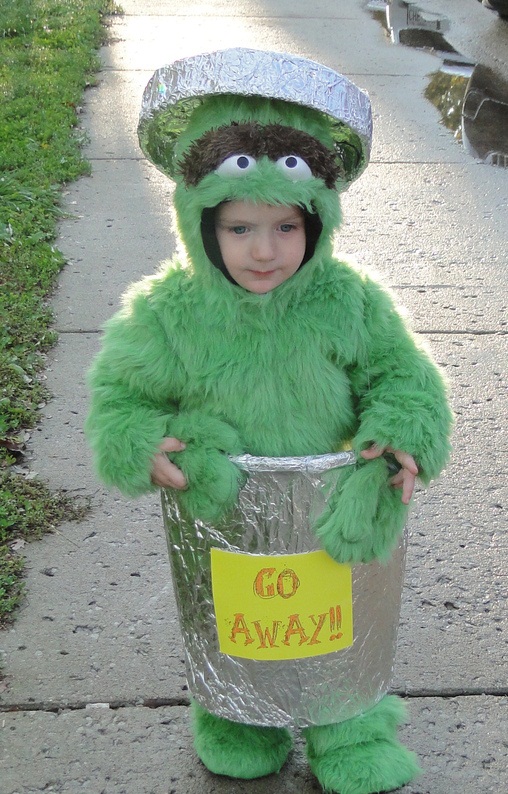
138;48;372;185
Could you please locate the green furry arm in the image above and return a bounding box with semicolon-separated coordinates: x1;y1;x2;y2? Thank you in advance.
86;287;183;495
315;277;453;565
86;282;244;517
350;277;453;482
314;458;408;564
165;411;244;522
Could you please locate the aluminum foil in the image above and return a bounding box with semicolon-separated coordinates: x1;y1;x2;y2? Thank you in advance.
162;453;406;728
138;48;372;185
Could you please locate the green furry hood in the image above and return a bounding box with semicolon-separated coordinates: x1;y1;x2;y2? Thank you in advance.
170;95;342;290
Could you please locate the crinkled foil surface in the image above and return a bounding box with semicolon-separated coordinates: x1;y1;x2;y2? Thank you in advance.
162;453;406;728
138;48;372;183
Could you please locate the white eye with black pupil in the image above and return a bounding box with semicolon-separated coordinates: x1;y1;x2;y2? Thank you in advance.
215;154;257;176
276;155;313;180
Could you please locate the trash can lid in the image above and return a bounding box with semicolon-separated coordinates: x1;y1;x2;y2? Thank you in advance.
138;47;372;185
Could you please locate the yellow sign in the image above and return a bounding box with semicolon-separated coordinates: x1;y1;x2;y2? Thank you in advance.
211;548;353;661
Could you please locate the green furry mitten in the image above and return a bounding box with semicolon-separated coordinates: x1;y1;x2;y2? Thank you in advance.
166;412;245;523
303;695;421;794
191;700;293;779
313;458;408;564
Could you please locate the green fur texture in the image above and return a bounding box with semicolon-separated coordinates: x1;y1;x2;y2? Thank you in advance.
303;696;421;793
173;95;338;168
167;411;244;522
315;458;409;564
86;253;452;551
191;700;292;779
86;92;453;560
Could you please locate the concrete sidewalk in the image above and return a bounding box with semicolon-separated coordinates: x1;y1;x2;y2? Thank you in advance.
1;0;507;791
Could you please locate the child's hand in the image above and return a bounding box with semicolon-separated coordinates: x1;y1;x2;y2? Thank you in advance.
151;437;187;489
159;412;244;522
360;444;418;504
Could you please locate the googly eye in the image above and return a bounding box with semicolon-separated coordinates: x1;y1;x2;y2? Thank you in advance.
275;155;313;181
215;154;257;177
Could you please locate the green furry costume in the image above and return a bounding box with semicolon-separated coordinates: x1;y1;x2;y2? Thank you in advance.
86;52;452;793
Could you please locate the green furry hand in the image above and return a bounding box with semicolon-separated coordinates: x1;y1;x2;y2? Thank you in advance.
314;458;408;564
165;412;245;523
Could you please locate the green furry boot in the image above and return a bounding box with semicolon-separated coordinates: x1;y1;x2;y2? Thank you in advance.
191;700;293;779
303;695;421;794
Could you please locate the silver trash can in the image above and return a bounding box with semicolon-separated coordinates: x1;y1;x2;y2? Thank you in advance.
162;452;406;728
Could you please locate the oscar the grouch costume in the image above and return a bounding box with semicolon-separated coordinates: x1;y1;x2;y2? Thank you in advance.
86;49;453;793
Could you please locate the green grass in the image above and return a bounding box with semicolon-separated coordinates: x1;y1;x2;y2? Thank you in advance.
0;473;90;624
0;0;121;624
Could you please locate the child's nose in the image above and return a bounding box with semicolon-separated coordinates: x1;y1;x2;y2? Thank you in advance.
252;232;276;261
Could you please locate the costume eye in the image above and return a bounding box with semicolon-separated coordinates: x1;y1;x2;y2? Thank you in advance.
275;155;313;181
215;154;257;177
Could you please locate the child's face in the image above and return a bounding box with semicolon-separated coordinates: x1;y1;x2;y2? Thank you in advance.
215;201;306;293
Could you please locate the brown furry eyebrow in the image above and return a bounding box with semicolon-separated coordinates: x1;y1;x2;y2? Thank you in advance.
178;122;340;188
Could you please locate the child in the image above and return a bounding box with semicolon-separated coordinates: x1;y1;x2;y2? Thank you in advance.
151;198;419;505
86;49;452;793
